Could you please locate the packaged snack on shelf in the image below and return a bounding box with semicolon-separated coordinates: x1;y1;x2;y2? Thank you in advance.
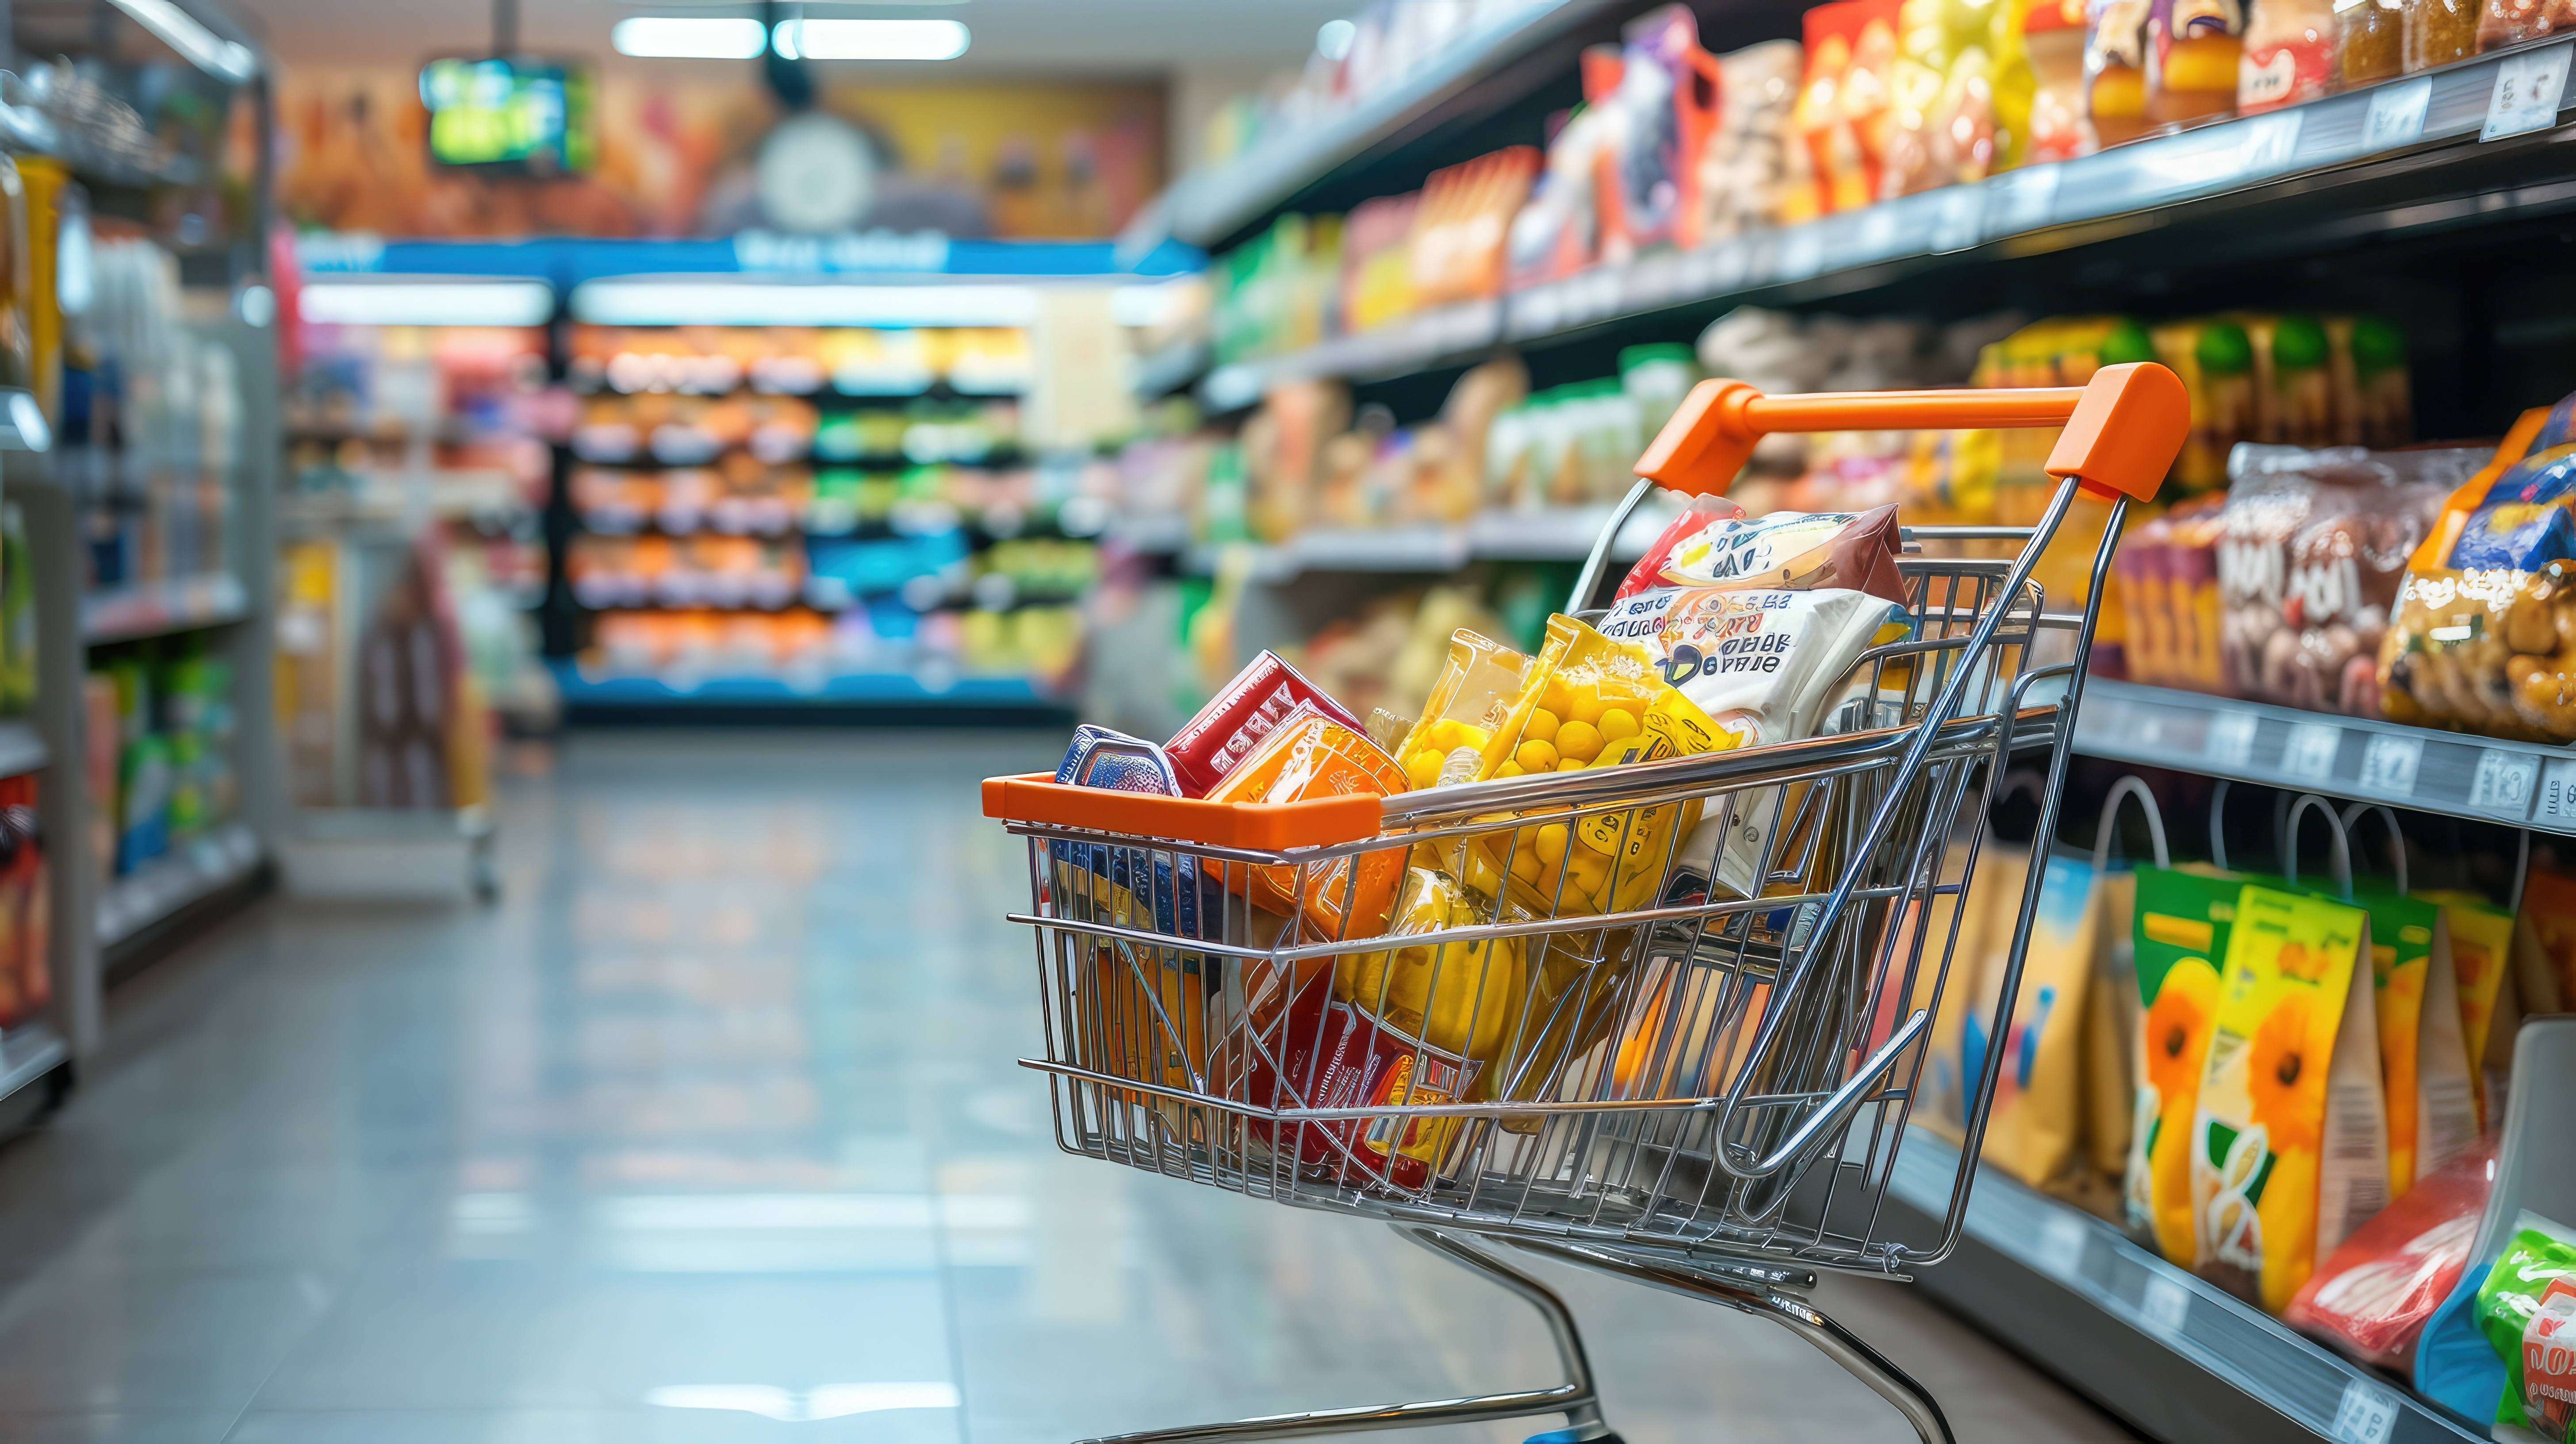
2154;318;2258;496
2110;494;2227;691
1204;702;1409;941
1697;40;1807;237
2517;865;2576;1019
1799;0;1904;213
2341;0;2406;83
2192;884;2388;1314
1410;147;1541;309
2149;0;2246;123
2214;443;2455;716
1962;853;2103;1191
2476;1217;2576;1440
1165;649;1365;797
2419;890;2515;1131
1338;191;1422;337
1505;49;1622;287
1901;837;2028;1137
1620;346;1702;445
2328;316;2412;449
1596;5;1725;259
2477;0;2576;50
2351;889;2478;1196
2124;867;2242;1266
2085;0;2155;145
2400;0;2480;69
2285;1139;2496;1374
2239;0;2338;109
1880;0;2038;196
2026;0;2098;159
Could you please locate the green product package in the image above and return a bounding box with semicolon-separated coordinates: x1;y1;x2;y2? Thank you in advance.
2124;868;2246;1267
2478;1217;2576;1439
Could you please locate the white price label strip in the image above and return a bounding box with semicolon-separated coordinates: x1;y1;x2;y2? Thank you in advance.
2365;76;2433;151
2137;1274;2191;1339
2539;757;2576;830
2472;749;2538;815
2359;733;2423;795
2208;712;2258;770
2330;1377;2400;1444
2283;722;2339;783
2484;40;2573;142
2030;1210;2088;1280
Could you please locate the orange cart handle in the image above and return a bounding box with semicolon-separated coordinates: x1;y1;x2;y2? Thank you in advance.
982;774;1385;852
1633;361;2189;505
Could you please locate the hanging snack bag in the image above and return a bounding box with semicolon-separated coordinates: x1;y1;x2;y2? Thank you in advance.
2350;888;2479;1196
2192;884;2389;1314
2124;867;2241;1264
1204;703;1409;943
1962;852;2103;1191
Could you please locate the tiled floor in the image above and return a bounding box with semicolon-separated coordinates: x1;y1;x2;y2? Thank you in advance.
0;733;2141;1444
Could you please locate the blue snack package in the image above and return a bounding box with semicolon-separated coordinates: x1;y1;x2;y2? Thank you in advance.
1048;726;1222;943
2450;444;2576;571
1055;725;1182;794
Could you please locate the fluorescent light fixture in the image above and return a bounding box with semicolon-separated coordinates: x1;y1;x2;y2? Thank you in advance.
105;0;257;82
612;15;768;58
299;279;556;327
646;1383;960;1422
1316;17;1357;60
773;18;969;61
571;279;1036;328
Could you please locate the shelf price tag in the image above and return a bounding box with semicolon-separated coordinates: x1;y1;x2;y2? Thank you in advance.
2208;711;2258;770
1775;225;1826;282
1932;186;1983;252
2283;722;2340;783
2538;757;2576;831
2472;749;2538;816
2239;109;2305;177
1985;164;2062;238
2030;1210;2089;1281
2359;733;2423;795
2484;40;2573;142
2365;76;2434;151
2330;1378;2400;1444
2138;1274;2191;1340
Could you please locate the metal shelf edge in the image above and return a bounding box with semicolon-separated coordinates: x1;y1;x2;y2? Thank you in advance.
0;1023;67;1106
96;821;264;948
1890;1127;2476;1443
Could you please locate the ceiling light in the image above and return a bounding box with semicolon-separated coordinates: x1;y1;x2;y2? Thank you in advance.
1316;18;1357;61
571;280;1035;328
106;0;257;82
299;280;556;327
774;18;969;61
612;16;768;59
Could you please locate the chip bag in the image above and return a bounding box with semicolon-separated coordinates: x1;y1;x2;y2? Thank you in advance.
2192;884;2390;1314
2478;1218;2576;1441
2285;1138;2496;1373
1335;866;1530;1098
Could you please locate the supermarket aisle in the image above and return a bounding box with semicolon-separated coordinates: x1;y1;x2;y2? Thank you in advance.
0;734;2136;1444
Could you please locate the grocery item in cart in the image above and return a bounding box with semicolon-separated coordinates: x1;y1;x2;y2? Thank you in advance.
1204;702;1409;941
2285;1138;2496;1374
2477;1218;2576;1440
1336;867;1530;1087
1391;629;1533;790
2125;867;2242;1267
1165;650;1365;798
2192;884;2389;1314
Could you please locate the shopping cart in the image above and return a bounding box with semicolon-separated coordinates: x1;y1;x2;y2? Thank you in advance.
984;365;2187;1444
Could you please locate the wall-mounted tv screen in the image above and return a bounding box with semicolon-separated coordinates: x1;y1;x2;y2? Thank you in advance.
419;56;596;173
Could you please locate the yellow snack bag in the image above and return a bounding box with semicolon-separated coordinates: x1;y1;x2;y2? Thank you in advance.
1391;629;1533;791
1335;867;1529;1095
2192;885;2388;1315
2348;890;2476;1198
2420;890;2514;1130
2123;867;2242;1267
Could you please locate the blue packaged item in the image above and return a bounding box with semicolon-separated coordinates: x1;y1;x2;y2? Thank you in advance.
1055;725;1181;794
2535;392;2576;456
2451;444;2576;571
1048;727;1221;944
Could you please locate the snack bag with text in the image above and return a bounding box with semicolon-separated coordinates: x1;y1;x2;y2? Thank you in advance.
2477;1219;2576;1442
1204;703;1408;942
2193;885;2389;1314
2421;890;2515;1130
2350;890;2478;1197
1963;852;2101;1190
2124;867;2242;1264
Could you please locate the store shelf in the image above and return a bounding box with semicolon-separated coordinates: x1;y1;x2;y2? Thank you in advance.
80;573;250;644
0;720;47;780
97;820;263;949
1132;339;1210;401
1151;0;1627;250
1197;39;2576;392
0;1022;68;1107
1888;1129;2475;1443
551;660;1069;714
1183;504;1668;581
2073;678;2576;835
1202;300;1501;412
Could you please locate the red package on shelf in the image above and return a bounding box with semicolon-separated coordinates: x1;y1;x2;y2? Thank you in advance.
2285;1138;2496;1375
1164;651;1363;798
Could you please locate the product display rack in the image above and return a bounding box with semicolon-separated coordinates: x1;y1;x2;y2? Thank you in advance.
1888;1130;2478;1444
1173;38;2576;413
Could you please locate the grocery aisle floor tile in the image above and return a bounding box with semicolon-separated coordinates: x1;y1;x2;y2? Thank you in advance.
0;733;2143;1444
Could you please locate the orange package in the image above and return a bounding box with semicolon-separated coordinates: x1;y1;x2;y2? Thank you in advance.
1798;0;1903;214
1206;703;1410;942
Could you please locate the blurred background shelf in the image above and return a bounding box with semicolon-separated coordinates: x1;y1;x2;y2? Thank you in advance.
79;573;251;644
0;722;47;781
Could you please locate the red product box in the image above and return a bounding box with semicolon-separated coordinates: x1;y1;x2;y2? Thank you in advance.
1235;961;1481;1192
1164;651;1362;798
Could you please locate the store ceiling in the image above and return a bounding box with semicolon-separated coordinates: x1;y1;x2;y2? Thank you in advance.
226;0;1355;72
